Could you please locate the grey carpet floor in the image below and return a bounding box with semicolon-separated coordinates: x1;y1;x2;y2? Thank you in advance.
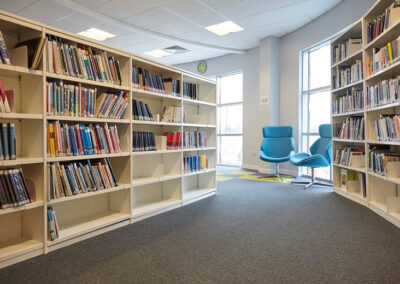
2;179;400;283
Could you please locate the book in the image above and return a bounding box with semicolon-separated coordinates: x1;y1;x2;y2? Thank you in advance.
366;76;400;108
132;99;154;121
0;76;11;113
47;206;59;241
163;132;182;150
163;78;180;97
333;116;364;140
161;105;185;123
332;88;364;115
183;131;207;149
333;60;363;89
183;154;208;173
0;30;11;65
15;37;45;69
0;168;31;209
132;65;165;93
182;82;197;100
132;131;156;152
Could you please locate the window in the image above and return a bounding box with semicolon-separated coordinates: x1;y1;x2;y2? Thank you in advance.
217;72;243;166
300;41;332;180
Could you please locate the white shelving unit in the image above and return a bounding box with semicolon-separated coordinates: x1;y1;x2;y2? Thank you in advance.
331;0;400;229
0;9;217;268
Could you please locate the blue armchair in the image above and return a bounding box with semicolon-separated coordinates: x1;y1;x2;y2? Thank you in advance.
259;126;295;180
290;124;332;189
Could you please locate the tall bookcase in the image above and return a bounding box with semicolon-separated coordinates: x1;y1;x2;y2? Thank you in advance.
0;10;216;268
331;0;400;229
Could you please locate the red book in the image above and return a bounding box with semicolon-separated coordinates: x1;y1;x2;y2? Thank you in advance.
74;125;84;155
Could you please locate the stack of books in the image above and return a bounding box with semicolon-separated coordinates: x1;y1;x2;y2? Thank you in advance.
0;168;31;209
183;155;208;173
132;65;165;93
183;82;197;100
46;36;122;85
183;131;207;148
132;131;156;152
0;30;11;65
48;158;118;200
333;117;364;140
333;145;365;166
367;1;400;43
333;60;363;89
332;88;364;114
369;146;400;176
366;76;400;108
332;38;362;64
161;105;185;123
0;123;16;160
95;91;128;119
368;36;400;75
374;115;400;141
47;122;121;157
164;132;182;150
132;99;153;121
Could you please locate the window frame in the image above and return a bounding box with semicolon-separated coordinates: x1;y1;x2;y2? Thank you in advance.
216;71;243;166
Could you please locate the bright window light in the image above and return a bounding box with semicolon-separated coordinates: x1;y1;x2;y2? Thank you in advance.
144;49;172;58
205;20;244;36
78;28;116;41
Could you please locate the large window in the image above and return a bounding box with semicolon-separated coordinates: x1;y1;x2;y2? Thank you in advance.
301;41;332;180
217;72;243;166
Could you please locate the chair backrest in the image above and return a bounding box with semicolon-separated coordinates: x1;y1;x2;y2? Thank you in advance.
310;124;332;164
261;126;295;158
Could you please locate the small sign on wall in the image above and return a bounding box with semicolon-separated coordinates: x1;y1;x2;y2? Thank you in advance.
260;96;270;106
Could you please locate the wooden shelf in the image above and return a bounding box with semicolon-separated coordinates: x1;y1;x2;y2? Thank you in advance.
365;58;400;83
331;49;363;69
183;123;216;128
47;185;131;205
367;140;400;146
47;152;131;162
367;171;400;185
333;163;366;173
332;138;365;143
132;87;181;101
0;113;43;120
132;174;181;187
331;81;363;94
183;188;216;202
0;201;43;216
368;200;388;217
0;157;43;166
365;20;400;51
132;199;181;219
46;73;130;91
132;120;181;126
332;110;364;117
0;238;42;263
48;211;130;245
183;147;216;152
0;64;43;77
366;102;400;112
47;115;130;124
132;149;181;155
182;97;216;107
183;168;216;177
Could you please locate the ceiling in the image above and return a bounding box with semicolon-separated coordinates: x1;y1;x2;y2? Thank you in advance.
0;0;342;65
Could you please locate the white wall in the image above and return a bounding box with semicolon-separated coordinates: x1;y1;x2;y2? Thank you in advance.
177;0;376;174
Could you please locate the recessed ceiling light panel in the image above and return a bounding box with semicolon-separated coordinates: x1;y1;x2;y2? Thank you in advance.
205;20;244;36
144;49;172;58
78;28;116;41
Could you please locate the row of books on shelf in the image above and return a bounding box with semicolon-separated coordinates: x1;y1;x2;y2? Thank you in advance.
183;131;207;148
334;146;365;167
0;77;13;113
47;81;128;119
0;168;32;209
132;131;156;152
340;169;366;197
333;60;363;89
366;76;400;108
367;1;400;43
48;158;117;200
0;123;16;160
374;115;400;141
182;82;197;100
332;38;361;64
332;88;364;114
133;99;154;121
0;31;12;66
132;65;169;94
183;155;208;174
368;36;400;75
368;147;400;177
46;36;122;85
161;105;185;123
333;117;364;140
47;122;121;157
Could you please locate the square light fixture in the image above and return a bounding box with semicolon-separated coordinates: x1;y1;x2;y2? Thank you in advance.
205;20;244;36
144;49;173;58
78;28;116;41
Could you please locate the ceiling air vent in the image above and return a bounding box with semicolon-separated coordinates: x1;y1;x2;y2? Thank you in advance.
163;45;188;55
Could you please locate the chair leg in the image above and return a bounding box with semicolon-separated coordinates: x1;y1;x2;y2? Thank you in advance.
291;168;332;189
258;163;283;181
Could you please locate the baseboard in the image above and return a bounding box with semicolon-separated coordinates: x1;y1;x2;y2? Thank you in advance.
241;164;259;171
241;164;298;177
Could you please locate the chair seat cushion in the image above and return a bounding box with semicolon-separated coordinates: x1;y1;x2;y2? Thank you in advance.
259;151;292;163
290;152;330;168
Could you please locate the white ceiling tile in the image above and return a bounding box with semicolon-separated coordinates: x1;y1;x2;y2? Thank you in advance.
187;11;226;27
95;0;157;19
126;38;175;54
277;16;312;33
63;12;106;28
96;23;132;36
51;18;90;33
161;0;208;16
17;0;74;24
301;0;341;19
123;7;179;29
248;23;287;39
71;0;110;9
197;0;244;9
152;19;199;36
0;0;39;14
103;31;154;47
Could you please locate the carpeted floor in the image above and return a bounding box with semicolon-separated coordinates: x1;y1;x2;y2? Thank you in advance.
2;173;400;283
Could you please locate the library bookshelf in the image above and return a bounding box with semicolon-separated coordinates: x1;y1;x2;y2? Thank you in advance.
0;10;216;268
331;0;400;228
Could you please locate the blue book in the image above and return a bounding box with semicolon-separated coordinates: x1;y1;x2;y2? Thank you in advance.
64;166;78;195
79;125;87;155
85;127;94;155
1;123;9;160
8;123;15;160
47;207;56;241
